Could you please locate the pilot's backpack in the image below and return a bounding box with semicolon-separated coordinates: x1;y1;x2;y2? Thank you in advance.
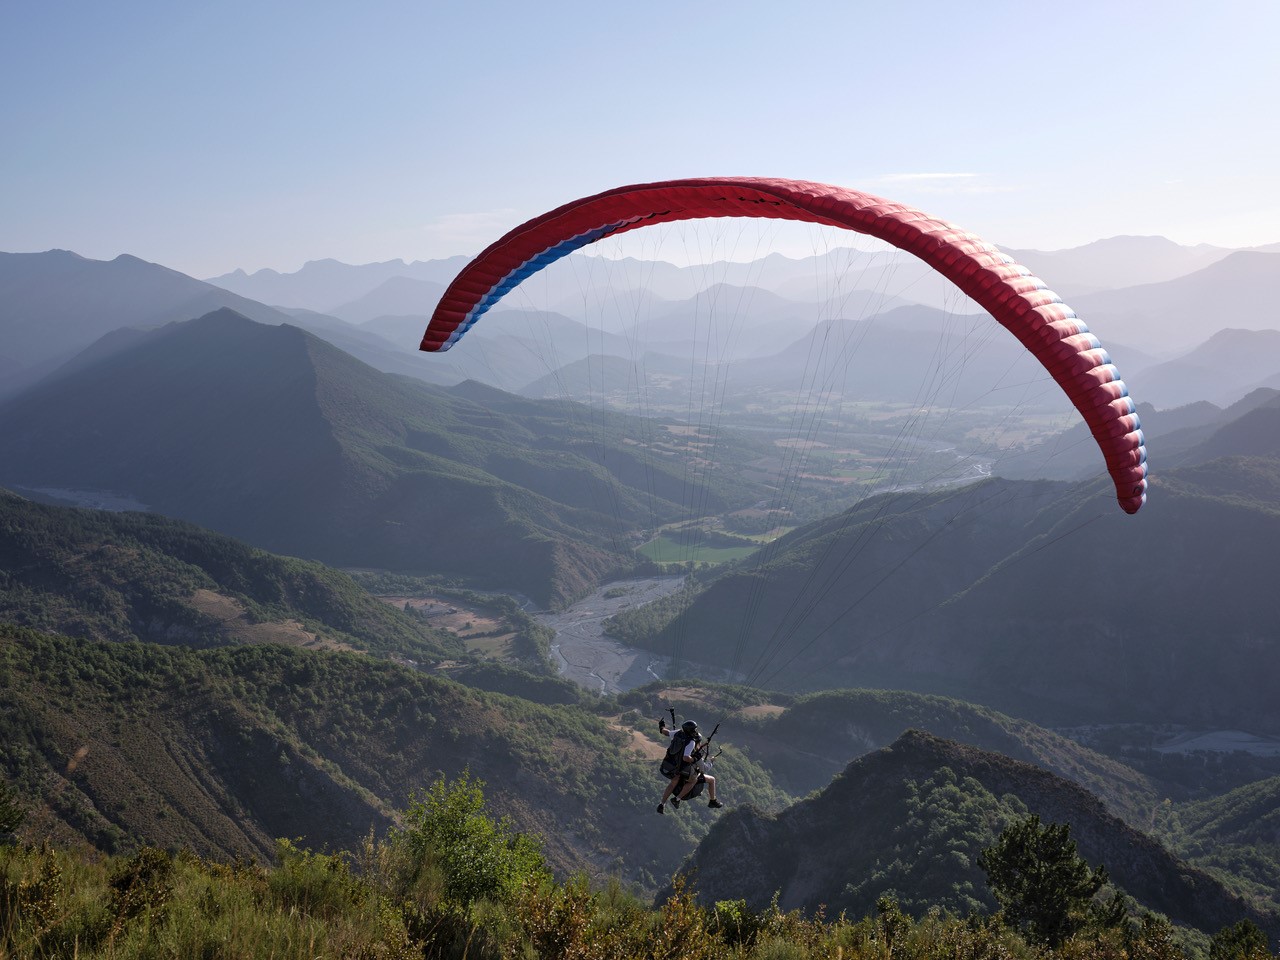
660;730;696;779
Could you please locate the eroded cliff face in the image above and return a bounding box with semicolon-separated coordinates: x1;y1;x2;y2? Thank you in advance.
672;730;1277;939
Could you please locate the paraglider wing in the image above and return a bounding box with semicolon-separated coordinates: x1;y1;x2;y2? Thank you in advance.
421;177;1147;514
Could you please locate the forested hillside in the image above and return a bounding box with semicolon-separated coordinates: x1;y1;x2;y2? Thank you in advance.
679;731;1278;938
706;688;1164;826
0;310;772;605
0;489;458;659
613;455;1280;730
1156;775;1280;913
0;624;779;886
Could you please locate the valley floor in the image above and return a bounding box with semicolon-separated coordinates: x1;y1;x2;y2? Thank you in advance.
538;576;683;694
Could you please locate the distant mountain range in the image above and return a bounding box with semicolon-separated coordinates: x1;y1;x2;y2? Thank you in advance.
0;249;468;399
1072;251;1280;353
0;250;296;391
206;256;470;314
1004;235;1247;297
208;235;1280;321
1115;328;1280;410
328;275;448;325
12;244;1280;418
0;309;772;605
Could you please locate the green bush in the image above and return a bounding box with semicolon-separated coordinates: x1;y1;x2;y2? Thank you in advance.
393;770;549;909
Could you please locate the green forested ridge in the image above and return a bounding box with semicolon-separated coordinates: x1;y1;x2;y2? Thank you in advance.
0;624;789;886
614;457;1280;730
4;625;1279;949
718;688;1165;828
1;480;1276;946
0;489;459;660
678;730;1279;941
1155;776;1280;914
0;309;773;606
622;683;1280;930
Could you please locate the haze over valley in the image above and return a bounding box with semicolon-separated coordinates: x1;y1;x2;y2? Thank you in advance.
3;3;1279;954
3;231;1280;943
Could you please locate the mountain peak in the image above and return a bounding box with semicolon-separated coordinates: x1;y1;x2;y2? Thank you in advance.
679;730;1274;936
1202;327;1280;346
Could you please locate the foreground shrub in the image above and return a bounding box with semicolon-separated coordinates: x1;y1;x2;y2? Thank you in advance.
0;782;1274;960
392;770;550;910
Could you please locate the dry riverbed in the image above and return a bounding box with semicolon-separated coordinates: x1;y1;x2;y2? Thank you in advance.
538;577;685;695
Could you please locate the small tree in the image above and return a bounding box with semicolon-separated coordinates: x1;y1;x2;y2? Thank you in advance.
1210;919;1271;960
978;813;1107;947
395;770;548;909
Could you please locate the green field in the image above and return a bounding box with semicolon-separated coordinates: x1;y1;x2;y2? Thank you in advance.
637;535;758;565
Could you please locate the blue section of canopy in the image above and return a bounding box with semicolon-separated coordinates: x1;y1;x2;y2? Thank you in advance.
441;220;626;349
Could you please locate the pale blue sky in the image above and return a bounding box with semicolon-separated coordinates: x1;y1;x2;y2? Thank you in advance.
3;1;1277;277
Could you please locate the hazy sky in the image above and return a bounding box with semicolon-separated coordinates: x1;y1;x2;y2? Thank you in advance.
3;1;1277;277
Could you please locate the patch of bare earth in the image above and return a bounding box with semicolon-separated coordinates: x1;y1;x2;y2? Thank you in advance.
608;719;668;761
381;596;516;659
189;589;357;652
736;704;786;719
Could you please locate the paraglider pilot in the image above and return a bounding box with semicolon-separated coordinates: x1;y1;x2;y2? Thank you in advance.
656;717;722;814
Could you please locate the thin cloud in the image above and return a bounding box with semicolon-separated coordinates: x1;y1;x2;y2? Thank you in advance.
418;209;519;244
379;209;523;259
877;172;980;182
872;173;1021;196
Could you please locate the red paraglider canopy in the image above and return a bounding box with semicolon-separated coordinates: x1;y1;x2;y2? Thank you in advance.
421;177;1146;514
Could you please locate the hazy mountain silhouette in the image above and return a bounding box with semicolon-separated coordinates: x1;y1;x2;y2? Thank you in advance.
1004;236;1237;298
0;249;295;373
208;249;941;326
997;386;1280;484
1071;251;1280;351
203;236;1264;334
1171;392;1280;467
272;306;462;386
206;256;470;313
329;275;447;324
520;351;694;403
620;284;814;348
1129;328;1280;409
730;305;1061;408
193;244;1280;406
0;250;471;399
411;309;653;394
0;309;767;604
